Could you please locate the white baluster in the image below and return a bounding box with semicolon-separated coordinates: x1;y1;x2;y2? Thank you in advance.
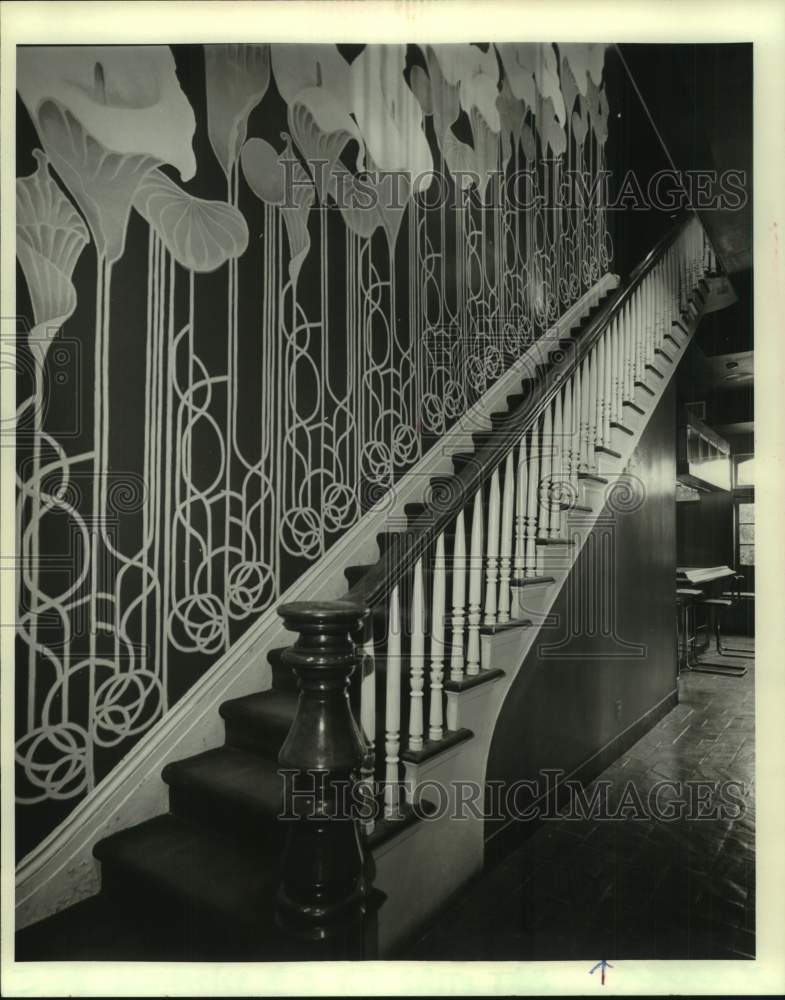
636;287;645;381
526;424;540;575
653;264;663;354
649;271;657;362
624;299;634;400
498;451;516;623
449;513;466;684
603;327;612;445
552;389;564;537
466;491;483;674
671;244;681;320
408;557;425;751
429;532;446;740
562;377;574;504
384;585;402;819
611;316;621;426
593;338;603;450
539;402;553;532
484;466;501;625
588;346;599;467
359;635;376;834
579;358;590;472
513;434;528;585
678;236;687;314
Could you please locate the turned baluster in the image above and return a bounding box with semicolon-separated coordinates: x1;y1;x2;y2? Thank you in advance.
568;363;579;482
640;274;647;361
611;316;621;426
525;424;541;575
552;389;564;538
673;239;681;315
449;511;466;684
408;558;425;751
588;346;599;470
579;357;590;472
276;601;370;952
562;377;574;506
513;434;529;586
624;300;634;401
654;263;664;354
539;402;553;534
358;633;376;835
592;336;605;448
428;532;446;739
636;286;646;381
483;466;501;628
498;450;516;622
602;327;613;445
384;585;402;818
679;235;689;313
466;490;483;674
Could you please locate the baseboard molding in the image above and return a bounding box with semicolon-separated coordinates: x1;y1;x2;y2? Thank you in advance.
483;686;679;866
15;276;617;931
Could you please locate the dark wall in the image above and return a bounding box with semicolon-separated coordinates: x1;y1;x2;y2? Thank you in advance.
485;381;677;851
676;489;733;568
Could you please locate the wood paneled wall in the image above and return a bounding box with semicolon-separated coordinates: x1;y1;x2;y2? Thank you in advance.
485;381;678;855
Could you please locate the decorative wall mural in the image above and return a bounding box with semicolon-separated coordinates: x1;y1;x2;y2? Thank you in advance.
15;42;612;854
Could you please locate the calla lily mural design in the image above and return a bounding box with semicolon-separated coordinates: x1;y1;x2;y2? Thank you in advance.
16;150;89;357
133;169;249;272
17;46;197;264
15;41;613;854
204;44;271;180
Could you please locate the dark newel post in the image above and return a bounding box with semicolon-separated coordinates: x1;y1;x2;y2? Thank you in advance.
275;600;371;958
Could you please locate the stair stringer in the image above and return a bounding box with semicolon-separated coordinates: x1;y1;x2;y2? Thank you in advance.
370;295;711;957
15;275;617;932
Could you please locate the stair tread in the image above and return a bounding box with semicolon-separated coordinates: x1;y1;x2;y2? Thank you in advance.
221;687;298;728
221;688;298;754
95;813;280;927
163;746;283;814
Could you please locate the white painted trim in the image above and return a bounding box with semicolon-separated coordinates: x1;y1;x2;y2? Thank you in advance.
15;275;617;930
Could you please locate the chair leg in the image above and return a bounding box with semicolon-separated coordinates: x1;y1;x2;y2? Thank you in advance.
716;632;753;657
715;617;754;658
691;606;747;677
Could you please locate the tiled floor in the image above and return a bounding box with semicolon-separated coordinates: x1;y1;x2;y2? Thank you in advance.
404;639;755;961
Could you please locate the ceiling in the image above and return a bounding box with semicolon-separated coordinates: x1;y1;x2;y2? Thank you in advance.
618;43;753;278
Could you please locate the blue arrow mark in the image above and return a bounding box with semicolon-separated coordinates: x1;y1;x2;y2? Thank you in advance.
590;959;613;984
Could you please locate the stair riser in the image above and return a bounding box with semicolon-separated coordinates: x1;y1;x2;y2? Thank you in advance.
99;871;277;960
167;786;286;848
223;717;292;758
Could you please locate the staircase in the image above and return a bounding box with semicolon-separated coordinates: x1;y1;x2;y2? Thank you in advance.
16;213;721;961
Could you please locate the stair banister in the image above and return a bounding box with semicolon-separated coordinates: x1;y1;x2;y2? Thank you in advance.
345;215;694;619
269;212;714;953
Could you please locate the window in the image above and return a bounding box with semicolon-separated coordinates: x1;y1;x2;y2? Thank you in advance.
736;455;754;487
737;501;754;566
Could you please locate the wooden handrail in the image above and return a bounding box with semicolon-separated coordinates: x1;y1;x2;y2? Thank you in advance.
346;213;693;613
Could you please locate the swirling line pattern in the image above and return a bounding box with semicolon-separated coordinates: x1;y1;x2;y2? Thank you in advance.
15;42;612;851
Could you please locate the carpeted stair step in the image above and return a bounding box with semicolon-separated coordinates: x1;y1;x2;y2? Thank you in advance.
221;688;298;757
94;813;292;960
162;746;285;846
